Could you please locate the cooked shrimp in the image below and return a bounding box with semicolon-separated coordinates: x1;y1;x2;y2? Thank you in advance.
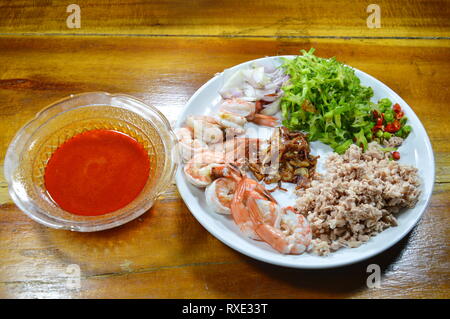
205;177;236;215
184;136;261;187
216;98;251;133
175;126;193;142
217;112;246;135
175;127;209;162
247;201;312;254
219;98;278;127
183;151;225;187
220;98;255;118
185;115;224;144
251;113;279;127
249;198;282;228
185;115;220;127
230;175;277;240
221;137;261;166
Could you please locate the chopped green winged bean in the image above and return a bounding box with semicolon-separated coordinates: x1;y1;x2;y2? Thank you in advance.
378;98;392;111
384;111;394;123
279;49;412;153
280;50;387;153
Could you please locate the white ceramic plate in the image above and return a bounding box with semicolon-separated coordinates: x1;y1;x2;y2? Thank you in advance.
174;56;435;269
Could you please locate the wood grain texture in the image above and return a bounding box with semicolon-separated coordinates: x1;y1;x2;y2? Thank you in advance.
0;35;449;298
0;0;449;38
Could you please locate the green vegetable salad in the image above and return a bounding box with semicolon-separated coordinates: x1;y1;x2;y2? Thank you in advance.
280;48;411;154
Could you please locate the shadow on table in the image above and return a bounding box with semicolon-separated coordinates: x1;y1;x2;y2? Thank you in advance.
244;231;413;296
186;228;414;298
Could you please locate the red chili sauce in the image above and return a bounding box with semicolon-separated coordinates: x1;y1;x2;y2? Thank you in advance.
44;129;150;216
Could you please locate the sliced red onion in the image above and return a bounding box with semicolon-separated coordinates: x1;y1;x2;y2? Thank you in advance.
263;81;279;91
242;83;257;100
253;60;279;74
218;60;288;104
219;87;244;99
220;69;245;98
242;66;270;89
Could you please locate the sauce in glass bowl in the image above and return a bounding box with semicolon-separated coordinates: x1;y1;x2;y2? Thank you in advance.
4;92;177;231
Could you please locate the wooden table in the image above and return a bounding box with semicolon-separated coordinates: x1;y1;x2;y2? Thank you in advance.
0;0;449;299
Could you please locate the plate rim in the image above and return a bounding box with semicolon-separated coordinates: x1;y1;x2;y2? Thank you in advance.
174;55;435;269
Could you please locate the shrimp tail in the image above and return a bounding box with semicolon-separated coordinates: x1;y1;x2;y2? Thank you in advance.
230;179;260;240
247;197;290;254
252;114;279;127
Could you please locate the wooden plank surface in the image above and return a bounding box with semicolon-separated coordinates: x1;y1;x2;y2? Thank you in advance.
0;0;449;38
0;0;449;299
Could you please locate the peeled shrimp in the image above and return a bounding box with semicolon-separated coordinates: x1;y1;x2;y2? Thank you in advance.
185;148;312;254
205;177;236;215
185;115;220;128
204;162;249;215
247;201;312;254
225;168;312;254
175;127;209;162
219;98;278;127
217;112;246;135
251;113;279;127
219;137;261;167
230;175;277;240
220;98;255;118
182;140;248;187
183;151;225;187
185;115;224;144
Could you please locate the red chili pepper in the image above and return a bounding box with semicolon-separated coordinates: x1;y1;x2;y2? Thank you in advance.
376;117;383;126
393;103;402;113
392;151;400;160
372;125;383;132
372;110;379;118
393;120;401;131
395;111;404;119
385;123;393;132
385;120;401;133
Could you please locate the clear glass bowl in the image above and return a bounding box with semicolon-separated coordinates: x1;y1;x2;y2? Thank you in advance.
4;92;178;232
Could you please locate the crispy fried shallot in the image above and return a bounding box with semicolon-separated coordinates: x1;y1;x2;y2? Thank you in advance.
248;127;318;190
